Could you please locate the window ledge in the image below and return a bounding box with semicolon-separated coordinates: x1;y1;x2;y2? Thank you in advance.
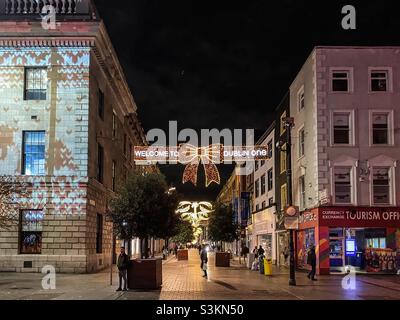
329;91;353;94
369;144;395;148
330;144;356;148
368;91;392;94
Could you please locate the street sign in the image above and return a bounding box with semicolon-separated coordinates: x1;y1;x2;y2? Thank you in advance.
284;205;299;230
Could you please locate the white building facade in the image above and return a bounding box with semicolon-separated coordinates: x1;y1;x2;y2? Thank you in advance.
250;124;277;263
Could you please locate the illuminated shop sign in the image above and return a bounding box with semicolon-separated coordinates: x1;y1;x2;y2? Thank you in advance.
319;207;400;227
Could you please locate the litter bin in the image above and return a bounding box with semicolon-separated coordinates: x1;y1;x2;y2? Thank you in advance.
264;258;272;276
259;255;265;274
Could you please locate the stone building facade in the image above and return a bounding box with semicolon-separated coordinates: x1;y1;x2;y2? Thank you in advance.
0;0;148;273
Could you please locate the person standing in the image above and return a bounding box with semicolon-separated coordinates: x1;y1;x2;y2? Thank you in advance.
200;245;208;278
307;245;317;281
116;246;129;291
283;247;289;266
253;246;259;259
257;245;265;257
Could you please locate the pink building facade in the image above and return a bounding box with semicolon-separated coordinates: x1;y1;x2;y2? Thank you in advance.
290;47;400;274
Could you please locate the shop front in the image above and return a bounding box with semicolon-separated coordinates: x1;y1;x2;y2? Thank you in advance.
252;207;276;263
296;207;400;275
276;230;290;267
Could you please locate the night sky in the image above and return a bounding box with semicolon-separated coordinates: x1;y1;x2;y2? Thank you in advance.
94;0;400;200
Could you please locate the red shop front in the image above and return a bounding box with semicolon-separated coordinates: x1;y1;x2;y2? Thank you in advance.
296;207;400;275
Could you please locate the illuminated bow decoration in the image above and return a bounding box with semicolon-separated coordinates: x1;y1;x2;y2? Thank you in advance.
176;201;213;225
179;144;222;187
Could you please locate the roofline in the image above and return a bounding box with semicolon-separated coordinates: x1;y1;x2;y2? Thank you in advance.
256;121;275;145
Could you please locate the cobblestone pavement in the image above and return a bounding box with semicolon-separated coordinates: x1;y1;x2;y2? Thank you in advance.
0;249;399;300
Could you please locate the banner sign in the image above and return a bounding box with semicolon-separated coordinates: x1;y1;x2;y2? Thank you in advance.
133;144;270;163
133;144;270;187
319;207;400;228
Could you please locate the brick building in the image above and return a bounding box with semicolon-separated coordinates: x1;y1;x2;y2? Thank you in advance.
0;0;148;273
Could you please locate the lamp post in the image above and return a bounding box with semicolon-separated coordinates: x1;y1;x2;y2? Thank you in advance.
284;117;296;286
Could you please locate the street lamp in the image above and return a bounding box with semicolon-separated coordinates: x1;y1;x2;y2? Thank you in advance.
284;117;296;286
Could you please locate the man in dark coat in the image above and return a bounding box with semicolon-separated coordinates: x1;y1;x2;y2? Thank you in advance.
116;246;129;291
200;245;208;278
307;245;317;281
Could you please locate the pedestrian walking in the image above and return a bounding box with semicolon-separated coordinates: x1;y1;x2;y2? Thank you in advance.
307;245;317;281
200;245;208;278
116;246;129;291
239;245;249;264
253;246;258;259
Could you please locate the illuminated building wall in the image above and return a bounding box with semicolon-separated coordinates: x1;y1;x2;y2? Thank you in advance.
0;15;147;272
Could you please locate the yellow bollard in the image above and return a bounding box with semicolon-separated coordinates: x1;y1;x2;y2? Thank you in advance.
264;258;272;276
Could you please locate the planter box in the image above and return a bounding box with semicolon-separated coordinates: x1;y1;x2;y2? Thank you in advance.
215;252;230;267
177;249;188;260
127;258;162;290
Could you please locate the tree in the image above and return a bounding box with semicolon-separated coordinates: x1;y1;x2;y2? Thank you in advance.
207;202;239;250
171;218;194;245
0;176;30;229
109;170;179;258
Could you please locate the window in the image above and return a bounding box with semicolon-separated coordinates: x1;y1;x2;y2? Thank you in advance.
280;111;287;135
366;237;386;249
261;160;265;167
97;144;104;183
332;70;350;92
298;87;305;110
267;169;273;191
372;168;391;204
255;204;259;212
20;210;43;254
334;167;352;204
112;111;116;139
255;179;260;198
112;160;116;192
268;197;274;206
96;214;103;254
261;174;266;195
299;175;306;209
255;160;259;171
98;89;104;120
280;144;287;173
281;184;287;208
370;70;388;92
22;131;45;175
372;112;390;145
262;201;266;209
333;112;351;145
267;140;273;158
24;67;47;100
299;128;305;157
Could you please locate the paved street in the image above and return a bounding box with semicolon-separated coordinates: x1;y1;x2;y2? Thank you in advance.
0;249;399;300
